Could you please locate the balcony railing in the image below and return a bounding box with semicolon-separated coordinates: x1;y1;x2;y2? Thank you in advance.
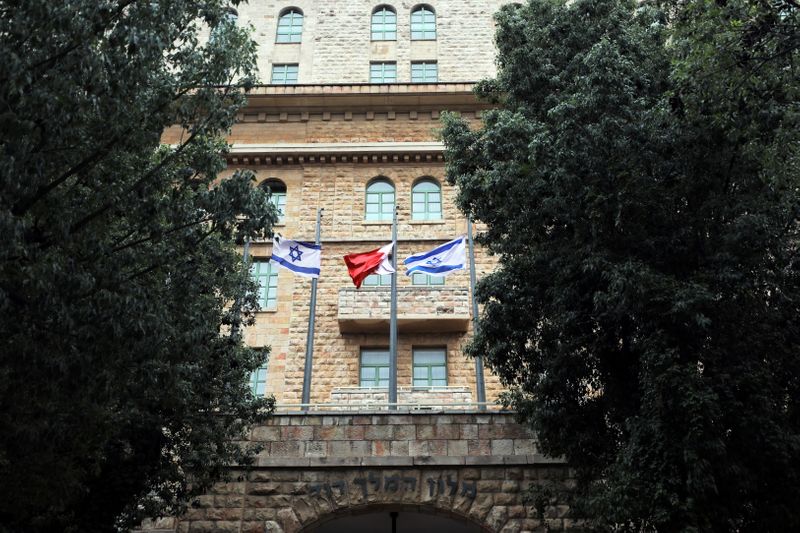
337;286;470;333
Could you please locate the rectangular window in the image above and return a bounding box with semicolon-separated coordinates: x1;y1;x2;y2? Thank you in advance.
412;273;445;286
370;62;397;83
362;273;392;286
411;61;438;83
251;260;278;310
360;349;390;388
271;64;298;85
270;191;286;223
413;348;447;387
250;365;268;396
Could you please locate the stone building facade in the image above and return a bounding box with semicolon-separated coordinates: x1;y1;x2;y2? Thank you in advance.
147;2;582;532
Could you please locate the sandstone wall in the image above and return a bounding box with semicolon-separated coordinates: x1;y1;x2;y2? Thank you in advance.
135;413;583;533
240;163;501;406
232;1;510;85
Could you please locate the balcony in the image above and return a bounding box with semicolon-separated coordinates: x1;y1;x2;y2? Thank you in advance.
337;286;470;333
329;386;474;410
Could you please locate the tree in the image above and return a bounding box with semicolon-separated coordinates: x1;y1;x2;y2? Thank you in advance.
0;1;276;530
442;0;800;530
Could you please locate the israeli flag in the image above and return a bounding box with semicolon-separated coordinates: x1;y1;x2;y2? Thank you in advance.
404;236;466;277
270;237;321;279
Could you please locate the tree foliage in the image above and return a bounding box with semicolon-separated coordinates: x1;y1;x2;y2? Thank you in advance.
0;1;276;530
443;0;800;530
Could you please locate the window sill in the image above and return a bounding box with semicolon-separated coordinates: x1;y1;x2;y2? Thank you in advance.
255;309;278;314
362;220;393;225
409;219;445;225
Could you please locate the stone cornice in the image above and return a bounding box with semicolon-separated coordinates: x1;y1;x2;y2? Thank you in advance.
241;82;489;113
227;141;445;166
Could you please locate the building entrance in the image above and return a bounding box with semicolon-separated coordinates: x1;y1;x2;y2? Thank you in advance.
304;504;486;533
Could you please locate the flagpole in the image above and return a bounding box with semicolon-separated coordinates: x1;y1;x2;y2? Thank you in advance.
467;217;487;410
389;205;398;411
301;208;323;411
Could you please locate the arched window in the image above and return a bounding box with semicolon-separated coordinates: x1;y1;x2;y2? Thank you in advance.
210;7;238;41
276;8;303;43
411;178;442;220
261;179;287;223
365;178;395;221
371;5;397;41
410;5;436;40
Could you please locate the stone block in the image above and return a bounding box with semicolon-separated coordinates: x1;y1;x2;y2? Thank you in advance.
491;439;514;456
393;424;416;440
281;426;314;441
277;508;302;533
513;439;538;455
460;424;478;439
241;522;266;533
447;439;468;456
415;424;435;439
364;425;394;440
305;441;327;457
386;414;413;424
251;426;281;442
434;424;460;440
390;440;410;456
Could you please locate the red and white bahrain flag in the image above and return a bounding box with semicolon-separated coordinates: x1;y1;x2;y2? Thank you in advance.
343;243;395;288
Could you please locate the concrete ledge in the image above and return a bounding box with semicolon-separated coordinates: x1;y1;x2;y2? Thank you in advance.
361;456;415;467
413;456;465;466
251;454;565;469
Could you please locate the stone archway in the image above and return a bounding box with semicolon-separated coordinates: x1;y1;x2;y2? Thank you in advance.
301;503;492;533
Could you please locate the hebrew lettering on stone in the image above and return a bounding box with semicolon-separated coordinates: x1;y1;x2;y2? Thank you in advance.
427;477;437;497
331;480;347;496
446;475;458;496
309;483;331;499
461;480;477;500
402;476;417;492
384;475;400;493
353;477;368;498
368;472;381;491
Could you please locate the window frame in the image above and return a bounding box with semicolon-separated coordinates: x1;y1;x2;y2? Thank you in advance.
276;8;303;43
360;348;390;388
413;347;447;387
411;178;443;220
261;179;287;224
410;5;436;40
249;359;269;397
411;60;438;83
411;272;445;286
369;61;397;83
251;260;279;311
371;5;397;41
365;178;396;221
270;63;299;85
362;273;392;286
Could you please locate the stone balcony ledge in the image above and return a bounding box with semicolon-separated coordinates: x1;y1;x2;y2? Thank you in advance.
330;386;473;410
338;286;470;333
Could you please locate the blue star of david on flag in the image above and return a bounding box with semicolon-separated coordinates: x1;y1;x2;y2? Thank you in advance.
289;245;303;262
270;237;321;279
404;236;466;277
